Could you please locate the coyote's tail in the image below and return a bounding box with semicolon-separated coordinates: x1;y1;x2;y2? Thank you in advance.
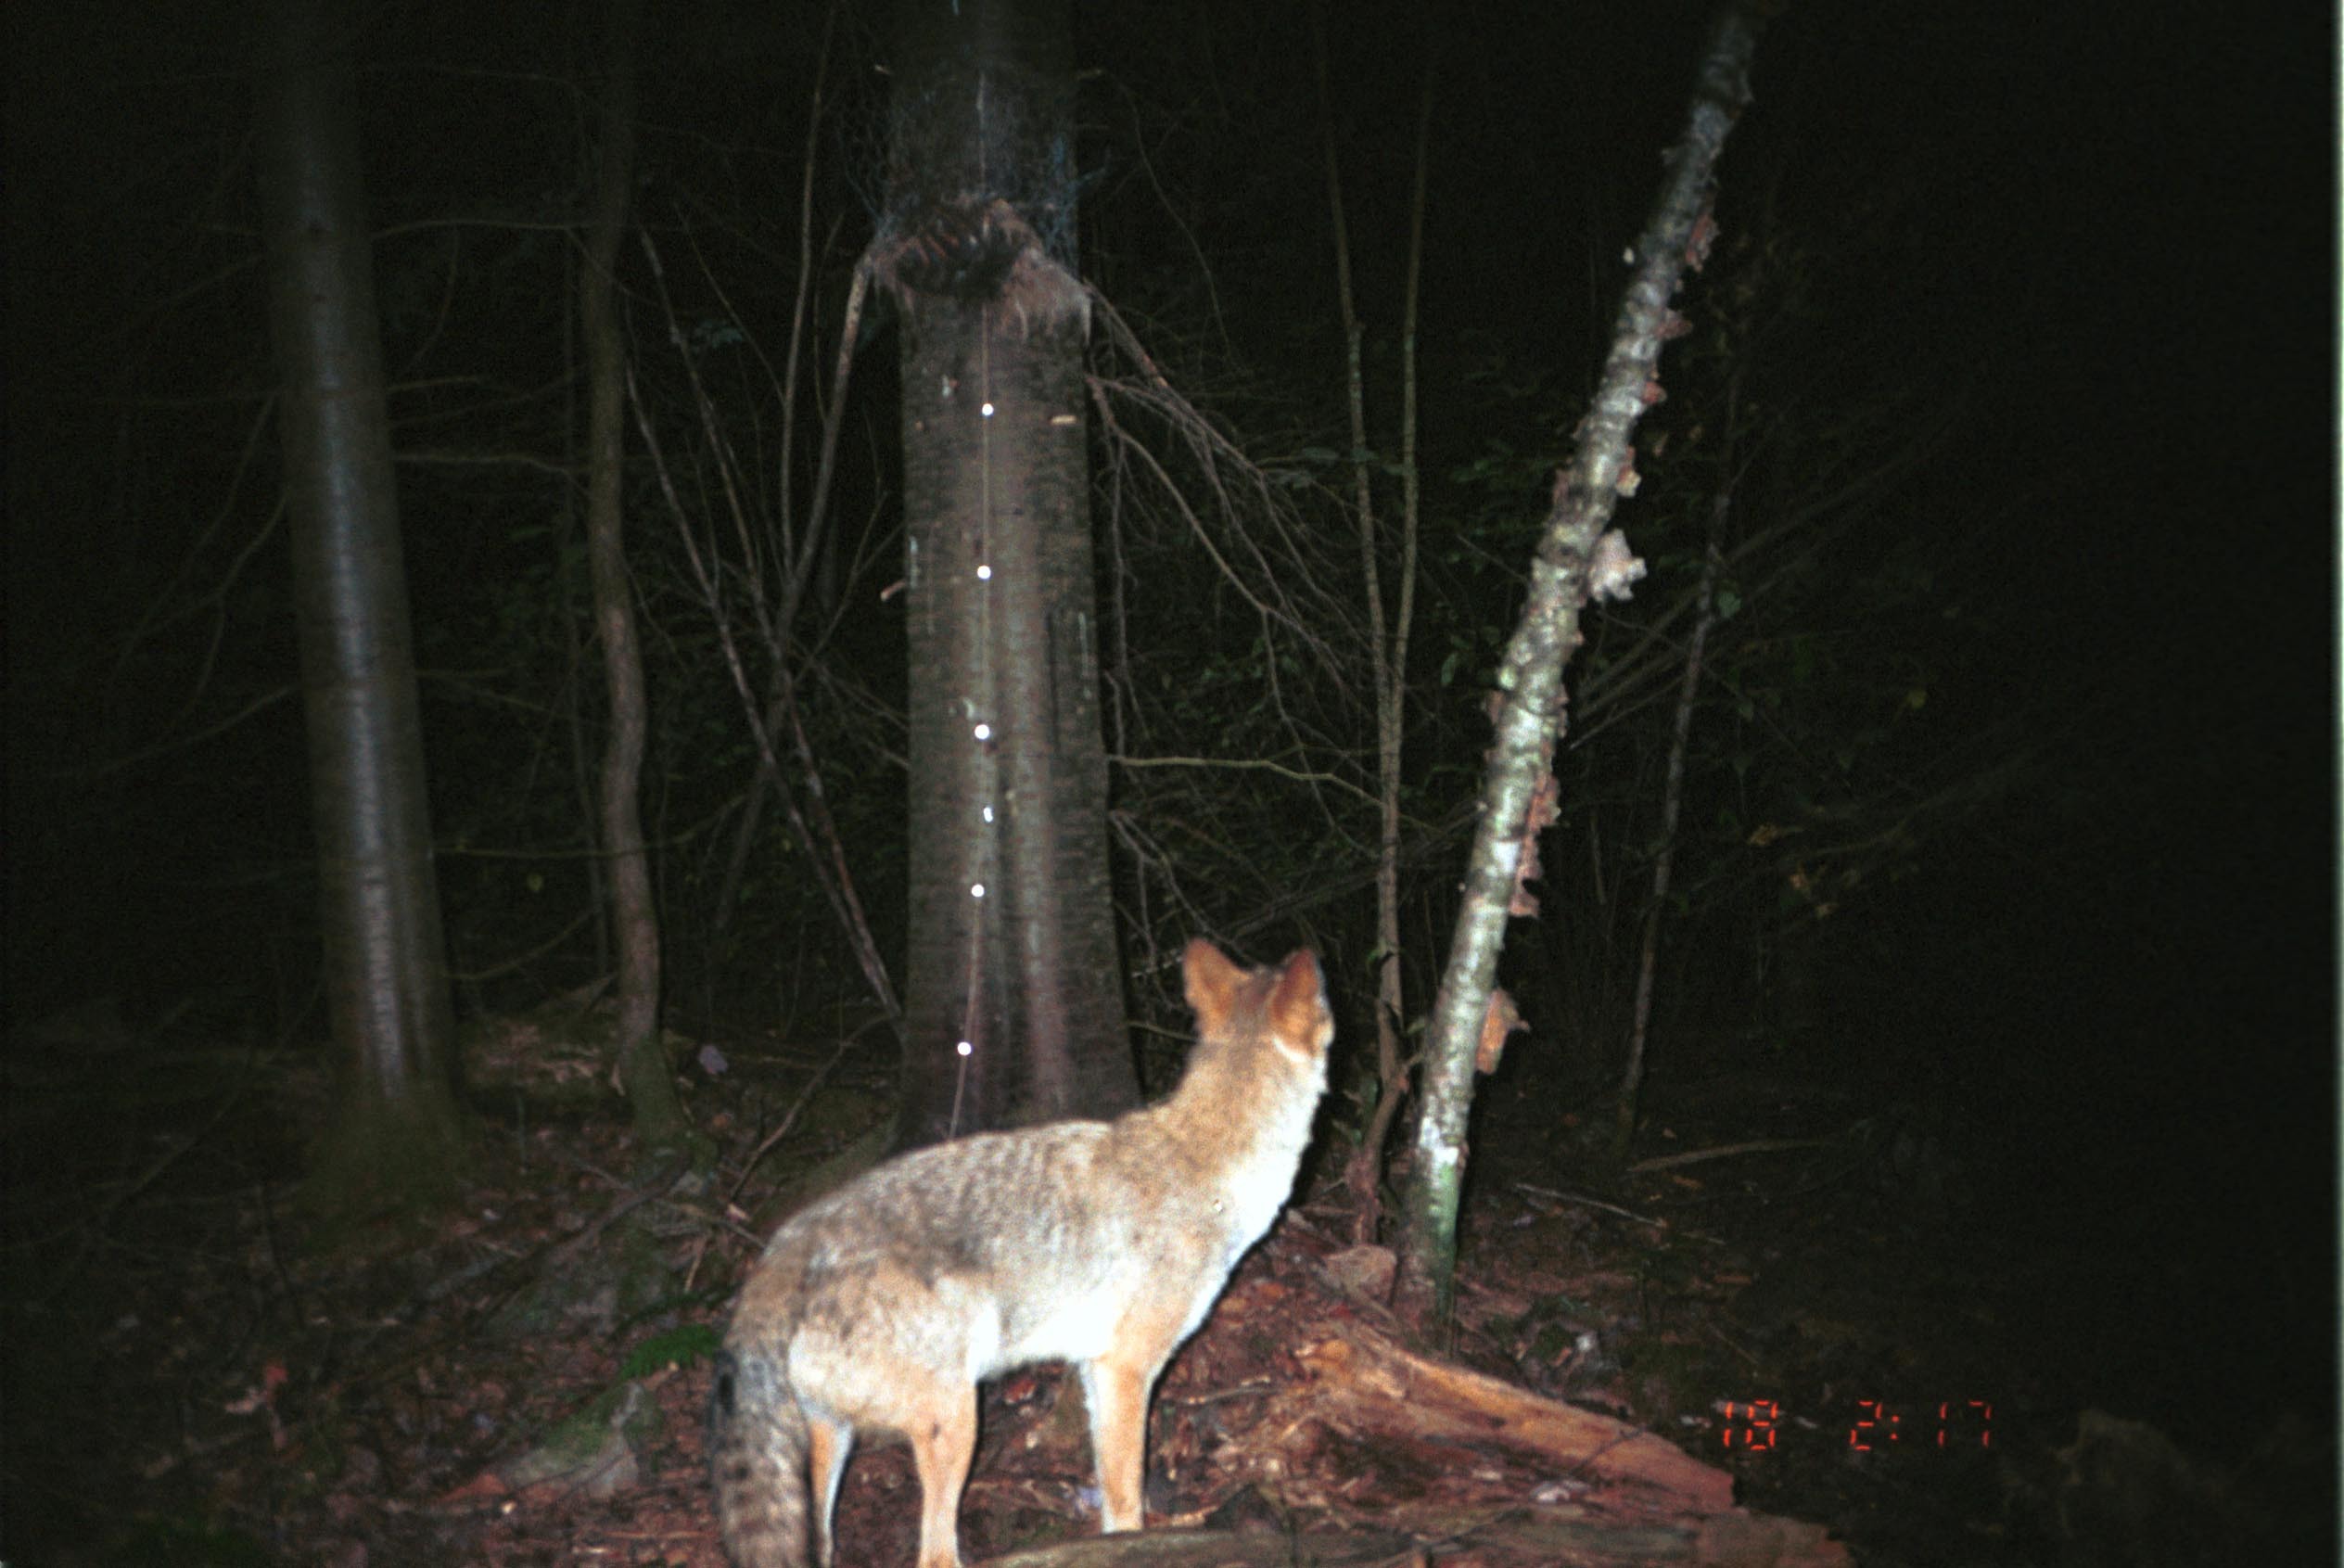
709;1347;810;1567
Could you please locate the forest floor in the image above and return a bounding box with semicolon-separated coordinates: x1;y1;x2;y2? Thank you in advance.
3;991;2328;1567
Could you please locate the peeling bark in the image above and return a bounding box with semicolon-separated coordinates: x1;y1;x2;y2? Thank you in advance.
1394;3;1771;1332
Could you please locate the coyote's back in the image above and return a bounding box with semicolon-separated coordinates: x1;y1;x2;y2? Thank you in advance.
710;937;1331;1568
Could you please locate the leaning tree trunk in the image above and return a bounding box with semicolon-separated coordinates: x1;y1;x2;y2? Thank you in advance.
254;0;465;1215
1393;3;1769;1334
884;0;1136;1149
580;0;698;1161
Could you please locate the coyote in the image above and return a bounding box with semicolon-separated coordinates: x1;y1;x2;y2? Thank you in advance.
710;938;1332;1568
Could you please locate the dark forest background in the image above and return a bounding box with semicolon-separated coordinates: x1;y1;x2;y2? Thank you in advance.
5;0;2334;1469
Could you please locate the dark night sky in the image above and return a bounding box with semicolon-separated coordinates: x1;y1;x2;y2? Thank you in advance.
3;0;2335;1429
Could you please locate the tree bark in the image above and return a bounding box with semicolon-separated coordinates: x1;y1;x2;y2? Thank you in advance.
253;0;465;1211
885;0;1135;1147
1393;3;1768;1333
580;0;697;1160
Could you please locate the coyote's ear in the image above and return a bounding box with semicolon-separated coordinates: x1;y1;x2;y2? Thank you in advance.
1268;950;1331;1053
1182;937;1246;1034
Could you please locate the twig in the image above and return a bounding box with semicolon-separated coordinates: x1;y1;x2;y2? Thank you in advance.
447;905;598;983
1510;1183;1667;1229
724;1026;861;1210
1621;1138;1826;1176
1109;750;1379;807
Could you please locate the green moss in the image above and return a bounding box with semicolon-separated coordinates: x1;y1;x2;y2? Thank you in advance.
612;1217;679;1319
618;1323;721;1379
299;1085;474;1237
108;1515;275;1567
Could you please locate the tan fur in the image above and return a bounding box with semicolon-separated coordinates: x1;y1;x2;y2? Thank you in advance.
709;939;1332;1568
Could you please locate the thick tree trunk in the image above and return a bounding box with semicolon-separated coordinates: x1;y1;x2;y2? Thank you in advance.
253;0;465;1211
885;0;1135;1147
580;0;698;1160
1393;3;1768;1333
